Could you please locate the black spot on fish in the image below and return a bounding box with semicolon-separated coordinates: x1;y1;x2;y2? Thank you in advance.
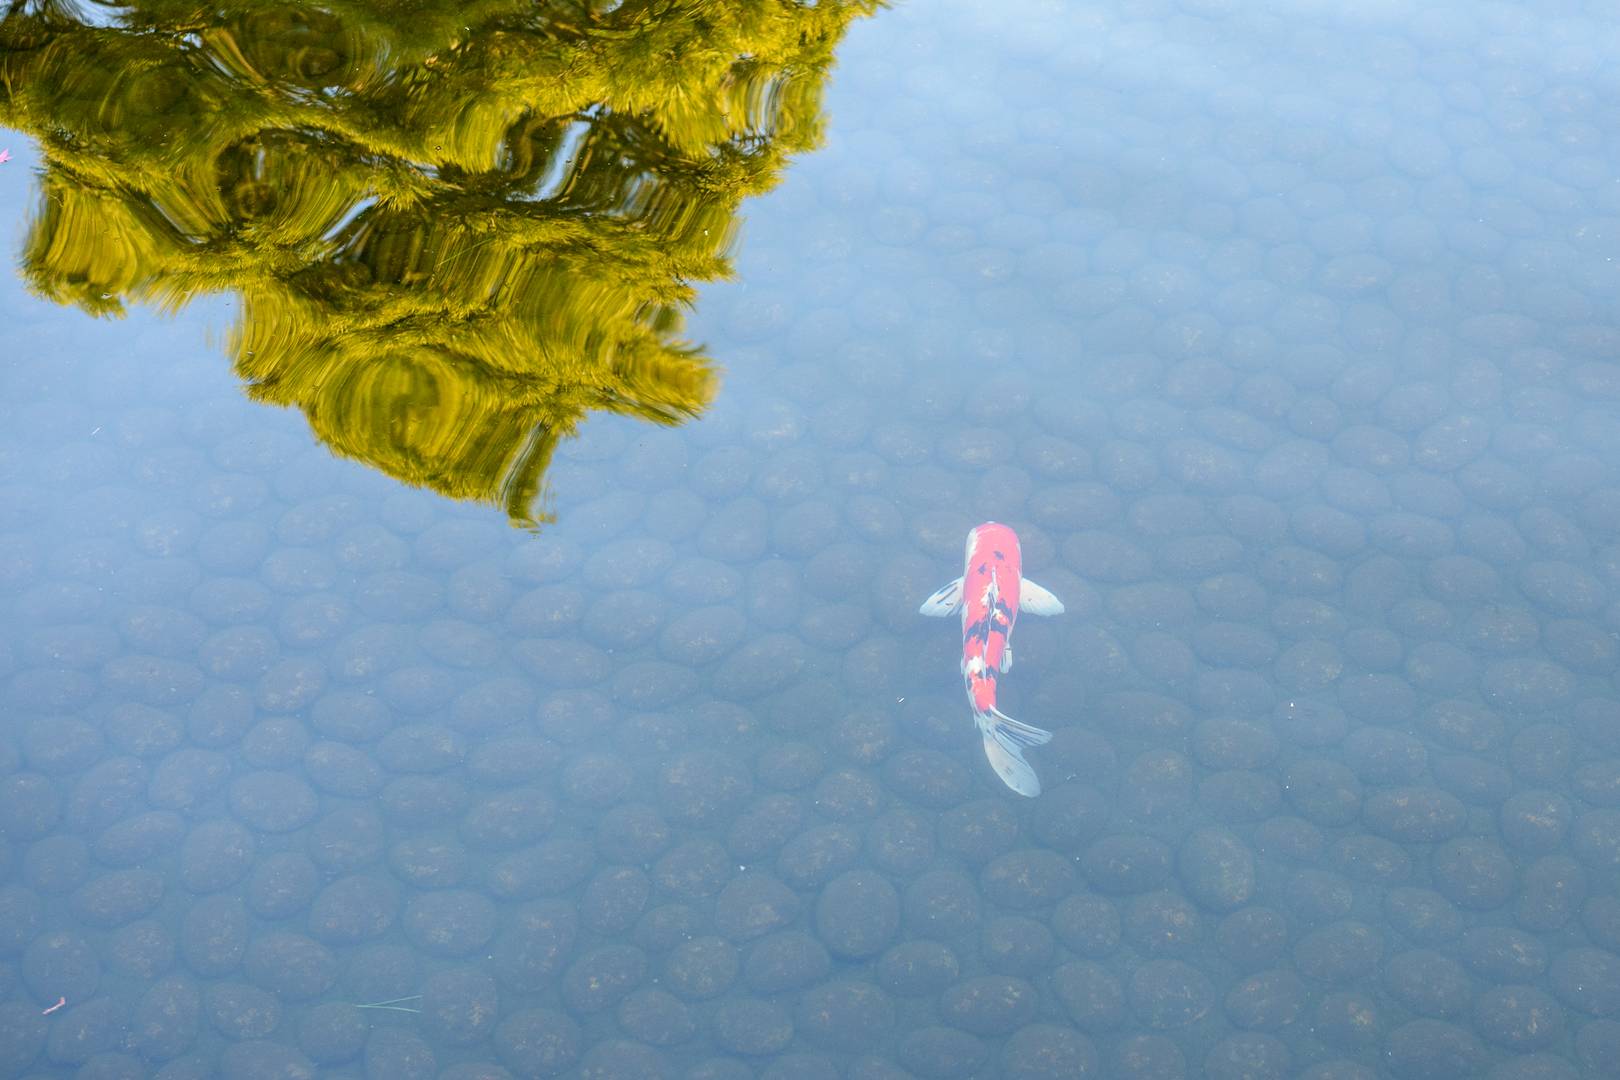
994;550;1005;560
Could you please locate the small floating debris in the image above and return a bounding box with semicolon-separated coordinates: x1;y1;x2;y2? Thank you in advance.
350;995;422;1013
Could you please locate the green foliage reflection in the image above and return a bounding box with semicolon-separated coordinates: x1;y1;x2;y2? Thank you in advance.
0;0;875;525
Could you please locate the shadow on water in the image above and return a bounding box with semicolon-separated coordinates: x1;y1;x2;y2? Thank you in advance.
0;0;880;526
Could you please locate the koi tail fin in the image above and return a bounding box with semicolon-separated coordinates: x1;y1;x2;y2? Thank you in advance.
983;706;1053;748
975;708;1052;797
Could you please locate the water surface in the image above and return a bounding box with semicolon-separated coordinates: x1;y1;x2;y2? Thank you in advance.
4;1;1620;1078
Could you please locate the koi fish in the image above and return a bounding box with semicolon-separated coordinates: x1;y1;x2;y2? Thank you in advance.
920;522;1064;796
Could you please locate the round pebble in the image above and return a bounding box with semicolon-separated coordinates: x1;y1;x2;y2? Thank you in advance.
494;1008;580;1077
798;980;895;1050
816;869;900;958
745;932;831;993
1129;959;1214;1029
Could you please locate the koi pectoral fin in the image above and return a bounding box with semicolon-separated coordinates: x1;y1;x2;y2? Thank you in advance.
1018;579;1065;615
919;577;964;617
999;646;1012;673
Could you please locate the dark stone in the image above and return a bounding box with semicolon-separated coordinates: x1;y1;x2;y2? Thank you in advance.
1382;949;1473;1018
895;1026;986;1078
1120;749;1196;822
616;988;695;1047
460;787;556;851
106;920;174;980
95;810;186;869
1459;926;1548;982
1473;985;1564;1050
494;1007;581;1077
246;854;319;919
797;980;895;1050
813;769;884;821
71;868;163;927
876;940;960;997
227;771;318;833
1294;921;1384;984
387;832;467;888
1081;834;1173;895
403;889;498;957
1254;816;1323;862
1383;1019;1486;1080
1331;834;1413;884
298;1001;367;1064
1550;947;1620;1016
1283;758;1362;825
1341;728;1427;783
1129;959;1214;1029
1214;907;1288;971
940;975;1037;1036
1001;1023;1098;1079
217;1040;318;1080
1224;968;1305;1030
744;932;830;993
715;873;799;941
1500;790;1573;852
938;798;1020;864
1518;854;1586;931
634;904;700;953
562;944;646;1013
1362;787;1466;842
1124;891;1203;956
982;850;1077;910
1199;770;1281;822
1431;836;1516;910
581;867;651;936
1052;895;1122;958
1382;887;1462;945
379;774;470;827
242;933;337;999
904;870;980;940
652;838;731;899
491;901;576;993
712;998;793;1056
658;751;753;827
205;982;279;1039
1313;991;1381;1051
981;916;1056;976
1031;784;1112;852
305;804;386;873
134;976;201;1060
664;937;737;1001
308;875;397;946
777;824;862;890
1203;1032;1290;1080
1177;827;1255;911
816;869;900;958
1050;961;1126;1033
1111;1033;1187;1080
596;804;672;864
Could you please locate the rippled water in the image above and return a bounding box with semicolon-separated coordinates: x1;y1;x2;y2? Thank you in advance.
5;1;1620;1078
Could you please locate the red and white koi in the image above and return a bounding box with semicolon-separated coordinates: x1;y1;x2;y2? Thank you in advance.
920;522;1064;796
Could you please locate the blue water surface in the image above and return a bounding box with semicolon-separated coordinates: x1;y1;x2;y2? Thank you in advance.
5;2;1620;1078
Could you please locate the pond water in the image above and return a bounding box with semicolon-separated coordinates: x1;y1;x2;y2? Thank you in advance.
3;1;1620;1078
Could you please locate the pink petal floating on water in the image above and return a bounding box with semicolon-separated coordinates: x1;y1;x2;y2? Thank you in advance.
0;149;10;164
